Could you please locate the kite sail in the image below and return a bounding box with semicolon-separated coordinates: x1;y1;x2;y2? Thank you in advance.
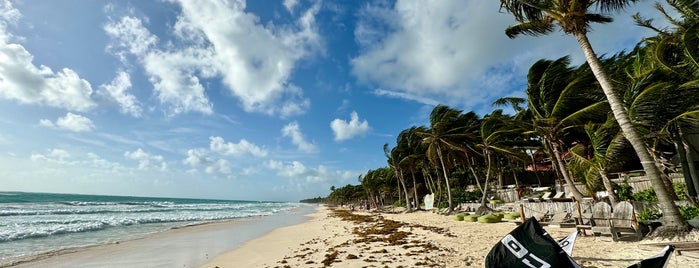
485;217;580;268
626;245;674;268
558;231;579;256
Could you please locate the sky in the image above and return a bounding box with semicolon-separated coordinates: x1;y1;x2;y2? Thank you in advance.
0;0;669;202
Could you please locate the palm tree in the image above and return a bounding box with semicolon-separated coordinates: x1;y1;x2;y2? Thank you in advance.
397;126;429;210
500;0;686;230
475;110;528;213
568;119;627;206
634;0;699;200
525;56;608;201
418;105;471;213
384;143;412;211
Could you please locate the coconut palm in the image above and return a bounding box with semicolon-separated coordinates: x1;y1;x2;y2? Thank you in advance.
524;56;608;201
500;0;686;230
474;110;529;212
396;126;429;210
634;0;699;199
384;143;412;211
568;117;628;206
418;105;473;213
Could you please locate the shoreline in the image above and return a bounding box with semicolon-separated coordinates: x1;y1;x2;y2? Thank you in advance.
200;206;698;267
5;205;315;268
7;204;697;267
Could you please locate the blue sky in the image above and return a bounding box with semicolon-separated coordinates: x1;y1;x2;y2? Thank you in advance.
0;0;666;201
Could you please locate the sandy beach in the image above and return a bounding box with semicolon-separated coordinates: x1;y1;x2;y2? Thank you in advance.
201;205;698;268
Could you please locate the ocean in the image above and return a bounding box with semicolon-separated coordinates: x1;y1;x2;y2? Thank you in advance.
0;191;302;266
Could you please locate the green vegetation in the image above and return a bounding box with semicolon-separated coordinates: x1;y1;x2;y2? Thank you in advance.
633;188;659;202
612;182;634;201
312;1;699;233
679;205;699;221
638;208;662;222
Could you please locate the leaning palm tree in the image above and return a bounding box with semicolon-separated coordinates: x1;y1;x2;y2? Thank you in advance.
418;105;471;213
568;118;628;206
384;143;411;211
475;110;528;213
525;56;608;201
500;0;686;231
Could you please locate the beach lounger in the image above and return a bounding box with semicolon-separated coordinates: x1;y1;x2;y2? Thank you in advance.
608;201;642;241
591;201;642;241
575;212;593;235
590;202;612;237
548;212;575;228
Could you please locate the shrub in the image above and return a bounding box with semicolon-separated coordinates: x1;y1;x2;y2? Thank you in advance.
637;208;662;222
455;213;465;221
612;182;634;201
489;199;504;205
393;200;406;207
679;205;699;220
633;188;658;202
674;183;689;200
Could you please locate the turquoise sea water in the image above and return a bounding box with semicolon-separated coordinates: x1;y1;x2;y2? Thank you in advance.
0;192;300;265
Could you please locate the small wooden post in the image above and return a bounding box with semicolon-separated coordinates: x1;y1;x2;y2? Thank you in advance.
576;200;586;236
519;203;526;223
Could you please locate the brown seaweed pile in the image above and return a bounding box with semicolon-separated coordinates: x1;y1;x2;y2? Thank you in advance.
269;208;454;267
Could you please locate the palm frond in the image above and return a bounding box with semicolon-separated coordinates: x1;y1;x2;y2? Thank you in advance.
505;20;555;38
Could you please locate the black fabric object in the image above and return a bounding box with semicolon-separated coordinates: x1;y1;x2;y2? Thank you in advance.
626;245;674;268
485;217;580;268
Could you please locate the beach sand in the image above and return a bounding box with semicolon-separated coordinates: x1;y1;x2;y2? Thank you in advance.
201;205;698;268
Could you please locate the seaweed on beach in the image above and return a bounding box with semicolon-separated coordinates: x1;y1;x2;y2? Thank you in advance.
326;208;450;266
321;250;339;266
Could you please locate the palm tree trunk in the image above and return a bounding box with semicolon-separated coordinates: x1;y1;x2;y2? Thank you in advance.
599;167;619;206
479;152;493;213
550;140;585;201
411;171;419;210
464;153;484;192
436;144;453;213
398;170;412;211
679;126;699;198
574;33;685;230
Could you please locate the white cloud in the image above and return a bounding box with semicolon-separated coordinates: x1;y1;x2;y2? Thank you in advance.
281;121;317;153
351;1;661;111
104;16;158;62
39;119;54;128
209;136;268;157
103;0;322;117
124;148;167;171
0;1;95;112
31;148;71;163
266;160;355;183
183;148;232;175
170;0;319;116
40;113;95;132
372;88;439;106
184;148;211;167
330;111;370;141
104;16;214;116
205;159;231;175
283;0;299;13
99;71;142;117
